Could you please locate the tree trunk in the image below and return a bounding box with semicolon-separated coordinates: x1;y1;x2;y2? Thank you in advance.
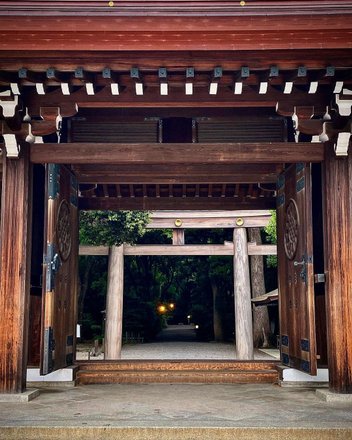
211;281;223;342
248;228;270;348
78;256;94;323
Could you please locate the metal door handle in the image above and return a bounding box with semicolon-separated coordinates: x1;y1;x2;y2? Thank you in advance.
294;259;305;266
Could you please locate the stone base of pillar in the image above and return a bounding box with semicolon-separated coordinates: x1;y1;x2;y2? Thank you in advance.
316;389;352;403
0;389;40;402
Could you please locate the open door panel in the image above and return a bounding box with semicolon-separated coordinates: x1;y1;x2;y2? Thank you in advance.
277;163;317;375
40;164;78;375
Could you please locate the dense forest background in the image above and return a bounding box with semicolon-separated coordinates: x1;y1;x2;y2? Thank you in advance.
78;211;278;345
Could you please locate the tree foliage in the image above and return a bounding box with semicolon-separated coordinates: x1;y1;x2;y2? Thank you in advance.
79;210;150;246
264;210;277;268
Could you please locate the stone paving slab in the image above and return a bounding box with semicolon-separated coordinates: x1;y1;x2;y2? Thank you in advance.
0;383;351;429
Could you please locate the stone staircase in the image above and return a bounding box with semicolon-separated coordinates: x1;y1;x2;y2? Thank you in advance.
76;360;280;385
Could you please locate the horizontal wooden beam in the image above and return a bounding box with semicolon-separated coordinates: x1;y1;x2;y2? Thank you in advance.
78;196;275;211
124;243;277;256
149;210;272;218
147;214;271;229
0;49;351;74
79;243;277;257
79;245;109;256
31;142;323;165
75;173;277;185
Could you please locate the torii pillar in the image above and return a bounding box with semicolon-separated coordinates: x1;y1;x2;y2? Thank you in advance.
233;226;254;360
104;245;124;360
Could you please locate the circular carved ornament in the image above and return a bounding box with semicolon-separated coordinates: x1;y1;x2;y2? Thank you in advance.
284;199;300;260
56;199;72;261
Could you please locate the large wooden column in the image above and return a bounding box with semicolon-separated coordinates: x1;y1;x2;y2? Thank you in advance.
233;227;254;360
104;245;124;360
0;145;32;393
323;144;352;393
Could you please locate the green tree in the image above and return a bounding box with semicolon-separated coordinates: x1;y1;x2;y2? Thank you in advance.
78;210;150;340
80;210;149;246
265;210;277;268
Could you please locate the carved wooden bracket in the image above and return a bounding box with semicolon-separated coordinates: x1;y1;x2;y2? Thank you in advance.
335;91;352;117
0;91;19;118
0;120;34;159
31;107;62;137
334;131;351;157
276;100;351;155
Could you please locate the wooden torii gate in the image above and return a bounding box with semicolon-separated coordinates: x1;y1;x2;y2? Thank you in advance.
79;210;277;360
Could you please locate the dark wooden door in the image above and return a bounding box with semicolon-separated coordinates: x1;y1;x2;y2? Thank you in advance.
40;164;78;375
277;163;317;375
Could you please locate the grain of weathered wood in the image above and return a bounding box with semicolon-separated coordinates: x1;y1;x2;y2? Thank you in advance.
233;227;254;360
105;246;124;360
0;145;32;393
30;142;324;164
323;144;352;393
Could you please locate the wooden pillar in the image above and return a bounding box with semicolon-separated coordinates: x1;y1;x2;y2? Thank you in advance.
104;245;124;360
0;145;32;393
323;144;352;393
172;229;185;245
233;227;254;360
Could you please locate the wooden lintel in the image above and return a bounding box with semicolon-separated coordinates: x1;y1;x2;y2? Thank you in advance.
149;210;272;218
79;245;109;256
31;142;323;165
79;243;277;256
147;214;271;229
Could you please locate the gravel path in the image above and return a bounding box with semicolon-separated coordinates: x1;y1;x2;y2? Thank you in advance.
77;325;278;360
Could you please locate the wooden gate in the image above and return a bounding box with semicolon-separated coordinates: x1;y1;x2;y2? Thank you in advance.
277;163;317;375
40;164;79;375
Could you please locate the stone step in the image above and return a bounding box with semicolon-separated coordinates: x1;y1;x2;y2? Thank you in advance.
2;426;351;440
76;368;279;385
76;359;279;372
